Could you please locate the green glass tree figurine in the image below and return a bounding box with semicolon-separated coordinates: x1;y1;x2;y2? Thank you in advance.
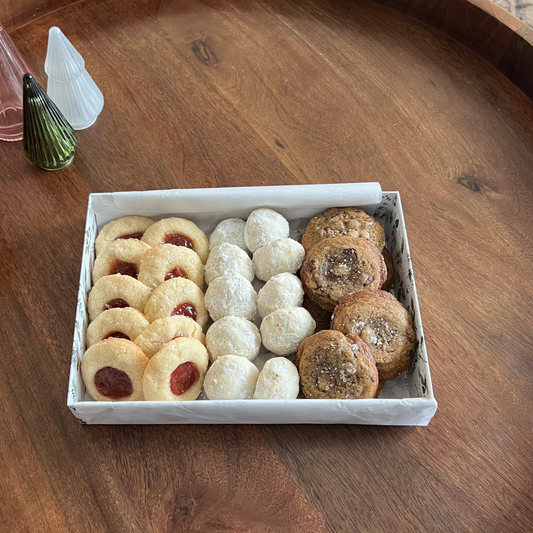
23;72;77;170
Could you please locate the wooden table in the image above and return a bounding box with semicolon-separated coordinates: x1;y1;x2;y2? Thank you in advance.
1;0;532;531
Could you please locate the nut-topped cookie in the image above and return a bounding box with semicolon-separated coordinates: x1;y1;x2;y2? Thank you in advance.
296;330;378;399
331;290;415;381
301;207;386;252
300;236;386;312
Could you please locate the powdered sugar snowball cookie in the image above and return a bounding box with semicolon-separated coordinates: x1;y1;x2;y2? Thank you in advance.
142;337;209;401
88;274;152;322
86;307;150;347
203;355;259;400
138;244;204;290
205;243;254;285
141;217;209;263
95;216;154;256
144;277;208;329
253;238;305;282
253;357;300;399
92;239;151;283
209;218;249;254
260;307;316;356
134;316;205;359
257;273;304;319
205;316;261;363
244;208;290;253
81;338;149;401
204;274;257;321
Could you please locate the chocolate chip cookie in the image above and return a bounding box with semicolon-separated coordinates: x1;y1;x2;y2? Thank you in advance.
381;248;394;291
300;236;386;312
331;290;415;381
301;207;386;252
295;330;378;399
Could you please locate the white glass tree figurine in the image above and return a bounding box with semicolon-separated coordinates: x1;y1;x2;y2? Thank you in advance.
45;27;103;130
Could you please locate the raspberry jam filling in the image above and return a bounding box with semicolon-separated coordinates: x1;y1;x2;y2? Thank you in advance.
171;302;197;320
110;260;138;279
162;233;194;249
170;362;199;396
94;366;133;399
104;298;129;310
104;331;130;340
164;266;188;281
115;232;144;240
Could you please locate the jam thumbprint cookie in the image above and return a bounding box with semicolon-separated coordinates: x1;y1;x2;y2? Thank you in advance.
81;338;149;401
331;290;415;381
142;337;209;401
88;274;152;322
253;357;300;400
95;216;154;256
301;207;386;252
92;239;151;283
205;243;254;284
144;277;208;329
204;274;257;321
300;236;386;312
203;355;259;400
141;217;209;263
244;208;290;253
209;218;249;255
138;244;204;289
296;330;378;399
205;316;261;363
86;307;149;347
134;316;205;359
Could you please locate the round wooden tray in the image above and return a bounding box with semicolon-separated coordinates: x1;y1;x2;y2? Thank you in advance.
1;1;532;531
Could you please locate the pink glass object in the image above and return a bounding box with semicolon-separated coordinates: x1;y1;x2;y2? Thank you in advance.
0;21;32;141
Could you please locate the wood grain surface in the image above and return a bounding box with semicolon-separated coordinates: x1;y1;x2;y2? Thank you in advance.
1;0;532;531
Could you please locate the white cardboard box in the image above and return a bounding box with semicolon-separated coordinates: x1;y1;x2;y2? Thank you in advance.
68;183;437;425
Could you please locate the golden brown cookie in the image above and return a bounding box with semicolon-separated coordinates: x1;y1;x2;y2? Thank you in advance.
92;239;151;283
301;207;386;252
88;274;152;322
302;294;332;332
331;290;415;381
81;338;149;401
141;217;209;263
295;330;378;399
134;316;205;358
300;236;386;312
138;243;204;289
95;216;154;256
143;277;208;329
381;248;394;291
142;337;209;401
86;307;150;347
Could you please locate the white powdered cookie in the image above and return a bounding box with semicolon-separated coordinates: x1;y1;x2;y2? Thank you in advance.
253;238;305;282
205;316;261;362
253;357;300;399
204;274;257;321
244;208;290;253
209;218;249;254
257;273;304;318
260;307;316;356
205;243;254;285
203;355;259;400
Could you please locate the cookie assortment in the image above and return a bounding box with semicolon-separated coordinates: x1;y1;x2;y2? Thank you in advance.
81;205;414;403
